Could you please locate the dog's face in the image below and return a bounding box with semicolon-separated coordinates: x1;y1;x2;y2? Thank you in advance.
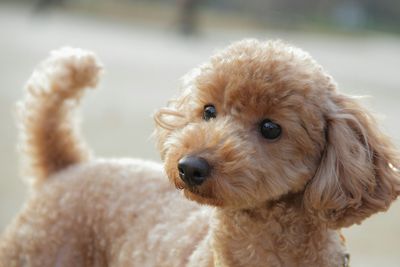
155;40;400;227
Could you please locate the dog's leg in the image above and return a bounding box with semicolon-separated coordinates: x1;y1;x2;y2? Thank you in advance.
18;47;102;185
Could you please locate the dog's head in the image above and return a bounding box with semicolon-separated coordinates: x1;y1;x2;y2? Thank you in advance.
154;39;400;228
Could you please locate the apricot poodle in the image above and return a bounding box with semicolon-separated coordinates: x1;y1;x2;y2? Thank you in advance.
1;40;399;267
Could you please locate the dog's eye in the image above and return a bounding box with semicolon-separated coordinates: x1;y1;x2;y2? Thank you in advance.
260;119;281;140
203;105;217;121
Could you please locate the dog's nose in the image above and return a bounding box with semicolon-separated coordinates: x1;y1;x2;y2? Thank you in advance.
178;156;211;186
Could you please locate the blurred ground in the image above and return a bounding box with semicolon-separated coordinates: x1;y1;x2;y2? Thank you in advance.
0;3;400;267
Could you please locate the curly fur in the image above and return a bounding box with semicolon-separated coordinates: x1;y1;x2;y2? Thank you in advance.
18;47;101;185
1;40;399;267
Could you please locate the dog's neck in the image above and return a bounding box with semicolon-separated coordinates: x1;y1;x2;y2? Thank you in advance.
210;194;348;267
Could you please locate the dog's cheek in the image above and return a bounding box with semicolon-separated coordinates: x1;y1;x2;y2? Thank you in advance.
163;148;183;186
251;129;323;198
154;125;173;160
162;136;183;184
252;156;314;202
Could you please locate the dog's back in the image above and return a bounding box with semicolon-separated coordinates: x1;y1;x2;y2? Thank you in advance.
0;48;211;267
0;158;210;266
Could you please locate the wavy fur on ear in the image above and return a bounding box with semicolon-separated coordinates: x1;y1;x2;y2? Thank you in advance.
153;69;199;160
304;93;400;228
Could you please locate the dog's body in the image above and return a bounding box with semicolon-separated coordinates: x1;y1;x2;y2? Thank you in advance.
0;159;346;267
1;41;399;267
0;160;347;267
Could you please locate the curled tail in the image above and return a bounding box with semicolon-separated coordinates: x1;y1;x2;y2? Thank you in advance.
19;47;102;185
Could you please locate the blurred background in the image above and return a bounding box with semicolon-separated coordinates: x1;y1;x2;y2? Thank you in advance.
0;0;399;266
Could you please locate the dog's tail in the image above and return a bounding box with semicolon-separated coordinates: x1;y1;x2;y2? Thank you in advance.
18;47;102;185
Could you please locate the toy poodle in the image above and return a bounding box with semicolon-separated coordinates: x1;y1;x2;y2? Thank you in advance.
0;40;399;267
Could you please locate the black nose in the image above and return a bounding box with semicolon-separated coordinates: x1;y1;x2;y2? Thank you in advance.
178;156;211;186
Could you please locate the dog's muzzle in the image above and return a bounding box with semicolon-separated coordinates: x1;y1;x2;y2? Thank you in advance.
178;156;211;186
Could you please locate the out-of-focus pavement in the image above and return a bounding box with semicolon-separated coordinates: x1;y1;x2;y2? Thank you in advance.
0;3;399;267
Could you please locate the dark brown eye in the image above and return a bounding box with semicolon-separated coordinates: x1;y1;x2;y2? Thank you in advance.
203;105;217;121
260;119;281;140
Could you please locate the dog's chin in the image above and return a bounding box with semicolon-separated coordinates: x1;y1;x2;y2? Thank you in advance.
169;175;223;206
183;188;223;206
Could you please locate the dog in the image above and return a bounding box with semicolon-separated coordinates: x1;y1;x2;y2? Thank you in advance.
0;40;399;267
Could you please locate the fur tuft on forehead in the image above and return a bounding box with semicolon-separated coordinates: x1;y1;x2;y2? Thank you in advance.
194;39;335;120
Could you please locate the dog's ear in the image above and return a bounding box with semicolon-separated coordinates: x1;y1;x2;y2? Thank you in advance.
304;94;400;228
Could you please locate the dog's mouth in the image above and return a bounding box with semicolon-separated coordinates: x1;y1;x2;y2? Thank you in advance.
183;188;223;206
172;175;223;206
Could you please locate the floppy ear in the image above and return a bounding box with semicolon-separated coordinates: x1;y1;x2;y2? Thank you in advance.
304;94;400;228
